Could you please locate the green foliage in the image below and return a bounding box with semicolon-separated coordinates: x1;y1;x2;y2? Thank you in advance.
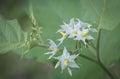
0;16;27;53
0;0;120;79
98;0;120;30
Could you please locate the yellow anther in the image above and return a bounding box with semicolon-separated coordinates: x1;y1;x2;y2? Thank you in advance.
73;30;78;34
81;31;88;37
64;58;69;65
60;32;66;36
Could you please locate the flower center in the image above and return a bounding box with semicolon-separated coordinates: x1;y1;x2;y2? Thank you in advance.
64;58;69;65
73;30;78;34
81;31;88;37
49;48;54;51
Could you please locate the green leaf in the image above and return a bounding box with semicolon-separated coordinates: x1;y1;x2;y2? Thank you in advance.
98;0;120;30
100;24;120;67
0;16;27;53
32;0;120;31
16;0;120;79
0;0;119;79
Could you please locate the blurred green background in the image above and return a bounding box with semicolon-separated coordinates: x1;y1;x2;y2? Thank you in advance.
0;0;120;79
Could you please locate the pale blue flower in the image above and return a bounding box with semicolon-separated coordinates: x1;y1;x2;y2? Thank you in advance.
74;29;94;45
54;47;79;76
44;40;58;59
57;18;97;45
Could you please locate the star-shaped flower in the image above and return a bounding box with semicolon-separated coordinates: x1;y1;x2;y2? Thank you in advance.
74;29;94;45
44;40;58;59
54;47;79;76
57;19;74;45
57;18;97;46
68;22;81;38
76;19;97;32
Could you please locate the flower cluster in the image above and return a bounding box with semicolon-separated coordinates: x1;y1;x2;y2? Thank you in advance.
57;18;97;45
44;18;97;76
45;40;79;76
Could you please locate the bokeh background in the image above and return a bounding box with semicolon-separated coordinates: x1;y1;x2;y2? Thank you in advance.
0;0;120;79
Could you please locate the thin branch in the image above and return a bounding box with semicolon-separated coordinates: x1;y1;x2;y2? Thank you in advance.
79;54;97;63
98;62;115;79
96;29;101;62
96;0;106;61
37;43;49;48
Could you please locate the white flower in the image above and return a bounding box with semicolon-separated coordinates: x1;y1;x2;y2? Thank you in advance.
57;18;97;45
44;40;58;59
68;19;96;45
57;22;72;46
68;22;81;38
57;32;68;46
57;22;72;35
74;29;94;45
77;19;97;32
55;47;79;76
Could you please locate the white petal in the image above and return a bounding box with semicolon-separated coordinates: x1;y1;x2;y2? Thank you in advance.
54;56;61;60
63;47;70;58
61;61;66;71
74;24;80;30
58;37;65;46
48;53;55;59
70;54;79;60
82;28;89;32
44;52;52;55
85;23;91;28
82;39;87;45
57;29;63;32
90;28;97;32
69;18;74;26
66;27;72;34
68;33;74;38
69;61;79;68
49;39;57;48
86;35;94;40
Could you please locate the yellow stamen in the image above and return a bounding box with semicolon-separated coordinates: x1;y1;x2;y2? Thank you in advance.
73;30;78;34
64;58;69;65
49;48;54;51
60;32;66;36
81;31;88;37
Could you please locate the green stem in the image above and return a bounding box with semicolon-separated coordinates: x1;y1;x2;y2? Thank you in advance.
79;54;97;63
36;33;115;79
98;61;114;79
96;29;101;62
96;29;115;79
76;29;114;79
78;53;115;79
37;43;49;48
